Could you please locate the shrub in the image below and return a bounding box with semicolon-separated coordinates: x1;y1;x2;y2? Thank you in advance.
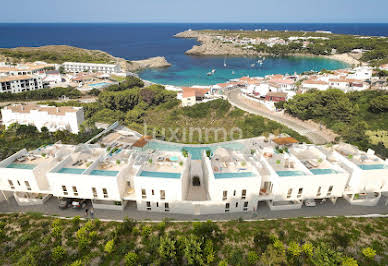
104;239;115;254
70;259;84;266
141;225;152;238
125;252;138;266
51;246;66;263
362;247;376;259
247;251;259;265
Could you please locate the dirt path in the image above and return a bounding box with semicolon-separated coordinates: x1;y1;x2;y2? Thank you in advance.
226;89;337;144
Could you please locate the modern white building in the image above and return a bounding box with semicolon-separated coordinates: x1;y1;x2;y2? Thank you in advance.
0;135;387;213
62;62;121;74
1;104;85;134
0;75;43;93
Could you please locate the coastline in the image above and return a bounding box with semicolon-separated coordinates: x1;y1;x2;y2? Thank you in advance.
175;30;363;67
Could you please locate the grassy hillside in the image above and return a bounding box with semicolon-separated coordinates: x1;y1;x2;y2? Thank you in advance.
0;45;117;64
280;89;388;157
0;213;386;265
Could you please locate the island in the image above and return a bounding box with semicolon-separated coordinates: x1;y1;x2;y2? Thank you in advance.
175;29;388;67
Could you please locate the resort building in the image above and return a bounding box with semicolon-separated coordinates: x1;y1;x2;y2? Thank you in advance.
178;87;210;107
1;104;85;134
62;62;121;74
0;75;43;93
0;132;387;214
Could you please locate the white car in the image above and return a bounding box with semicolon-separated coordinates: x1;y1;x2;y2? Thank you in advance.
304;199;317;207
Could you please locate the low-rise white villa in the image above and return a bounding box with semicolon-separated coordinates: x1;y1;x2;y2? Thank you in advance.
62;62;121;74
1;104;85;134
0;133;387;214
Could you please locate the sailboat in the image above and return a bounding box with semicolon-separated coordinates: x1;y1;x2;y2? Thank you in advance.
224;56;227;68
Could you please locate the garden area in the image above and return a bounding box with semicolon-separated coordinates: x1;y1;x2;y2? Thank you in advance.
0;213;387;265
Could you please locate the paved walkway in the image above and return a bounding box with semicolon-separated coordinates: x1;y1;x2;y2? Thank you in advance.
1;196;387;222
226;89;335;144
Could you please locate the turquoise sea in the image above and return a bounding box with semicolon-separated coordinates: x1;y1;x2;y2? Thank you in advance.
1;23;386;86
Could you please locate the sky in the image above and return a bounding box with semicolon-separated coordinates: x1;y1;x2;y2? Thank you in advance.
1;0;388;23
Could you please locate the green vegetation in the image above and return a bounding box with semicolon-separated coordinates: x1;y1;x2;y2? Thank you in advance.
44;76;308;144
280;89;388;157
0;87;81;102
202;30;388;66
1;214;388;265
0;46;115;64
0;123;102;160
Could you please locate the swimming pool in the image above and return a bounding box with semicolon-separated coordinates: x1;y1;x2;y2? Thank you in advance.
358;164;388;170
88;82;111;88
90;170;119;176
276;170;307;177
6;163;36;170
169;156;179;162
140;171;181;179
214;172;254;179
310;168;339;175
144;141;246;160
58;168;85;174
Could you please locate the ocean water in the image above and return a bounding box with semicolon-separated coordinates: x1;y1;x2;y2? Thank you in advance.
1;23;387;85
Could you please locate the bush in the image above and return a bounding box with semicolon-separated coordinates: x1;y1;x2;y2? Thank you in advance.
362;247;376;259
247;251;259;265
125;252;138;266
51;246;66;263
104;239;115;254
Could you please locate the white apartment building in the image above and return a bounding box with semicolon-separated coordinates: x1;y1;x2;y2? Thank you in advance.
0;75;43;93
62;62;121;74
0;136;387;213
1;104;84;134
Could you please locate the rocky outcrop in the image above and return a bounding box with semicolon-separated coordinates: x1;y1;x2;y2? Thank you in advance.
175;30;259;56
124;56;171;72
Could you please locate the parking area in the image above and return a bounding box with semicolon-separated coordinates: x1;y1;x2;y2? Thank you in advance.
1;196;388;221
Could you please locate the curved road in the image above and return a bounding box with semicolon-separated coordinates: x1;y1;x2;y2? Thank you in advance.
226;89;331;144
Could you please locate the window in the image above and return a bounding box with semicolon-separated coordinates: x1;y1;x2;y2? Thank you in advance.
146;201;151;211
327;186;333;196
8;180;15;189
297;188;303;198
72;186;78;196
92;187;97;197
287;188;292;199
156;202;159;208
233;190;236;196
165;202;170;212
152;189;155;196
235;202;238;208
102;188;108;198
24;181;31;191
241;189;247;200
223;191;227;201
17;180;21;186
316;186;322;197
225;203;230;212
127;181;131;188
243;201;248;211
160;190;166;200
62;185;68;196
142;189;146;199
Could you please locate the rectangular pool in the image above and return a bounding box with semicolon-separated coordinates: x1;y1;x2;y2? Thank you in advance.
358;164;388;170
310;168;339;175
276;170;307;177
214;172;254;179
58;168;85;174
90;170;119;176
88;82;111;88
140;171;181;179
6;163;36;170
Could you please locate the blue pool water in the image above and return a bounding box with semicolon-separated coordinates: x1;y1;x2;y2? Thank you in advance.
358;164;388;170
276;170;307;177
169;156;179;162
144;141;245;160
58;168;85;174
310;168;339;175
6;163;36;170
90;170;119;176
214;172;254;179
140;171;181;179
88;82;111;88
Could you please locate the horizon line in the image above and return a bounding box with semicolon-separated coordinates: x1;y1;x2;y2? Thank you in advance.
1;21;388;24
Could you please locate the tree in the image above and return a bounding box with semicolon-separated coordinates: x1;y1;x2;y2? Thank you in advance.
183;234;204;265
369;95;388;113
125;252;138;266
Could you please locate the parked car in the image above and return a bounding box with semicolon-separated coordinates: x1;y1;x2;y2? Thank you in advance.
58;198;74;209
304;199;317;207
72;199;89;209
